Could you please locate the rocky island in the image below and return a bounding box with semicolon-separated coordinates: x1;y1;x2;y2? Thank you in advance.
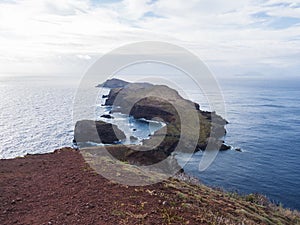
75;78;230;171
74;120;126;144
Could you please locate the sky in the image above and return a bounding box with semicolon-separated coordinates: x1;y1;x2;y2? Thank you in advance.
0;0;300;78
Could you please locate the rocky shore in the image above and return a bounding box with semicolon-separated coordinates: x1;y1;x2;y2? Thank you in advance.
74;79;231;169
102;79;229;151
1;148;299;225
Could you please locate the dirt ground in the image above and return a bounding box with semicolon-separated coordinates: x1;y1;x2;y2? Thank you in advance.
0;148;299;225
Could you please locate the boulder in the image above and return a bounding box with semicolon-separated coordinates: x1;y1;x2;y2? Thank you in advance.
130;136;138;141
220;144;231;151
100;114;114;119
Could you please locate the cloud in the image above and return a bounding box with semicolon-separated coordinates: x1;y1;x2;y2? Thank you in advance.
77;54;91;60
0;0;299;77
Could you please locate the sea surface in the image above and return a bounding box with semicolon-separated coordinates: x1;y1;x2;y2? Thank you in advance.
182;78;300;210
0;75;299;210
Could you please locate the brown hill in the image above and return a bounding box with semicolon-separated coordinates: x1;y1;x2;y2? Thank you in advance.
1;148;299;225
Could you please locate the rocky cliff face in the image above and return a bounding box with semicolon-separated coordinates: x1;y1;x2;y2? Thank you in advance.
104;79;228;154
76;79;229;167
74;120;126;144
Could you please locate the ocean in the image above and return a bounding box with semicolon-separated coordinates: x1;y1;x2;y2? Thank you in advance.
182;78;300;210
0;75;299;210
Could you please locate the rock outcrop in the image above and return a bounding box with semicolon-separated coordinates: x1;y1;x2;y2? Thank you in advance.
77;79;229;167
104;80;228;154
100;114;114;119
74;120;126;144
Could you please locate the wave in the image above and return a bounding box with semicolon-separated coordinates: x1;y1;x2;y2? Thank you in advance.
258;104;286;108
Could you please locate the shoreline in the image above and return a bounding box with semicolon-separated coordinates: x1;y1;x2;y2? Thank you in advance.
1;147;299;224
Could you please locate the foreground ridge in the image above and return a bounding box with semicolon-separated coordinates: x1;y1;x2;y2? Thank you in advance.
0;148;299;225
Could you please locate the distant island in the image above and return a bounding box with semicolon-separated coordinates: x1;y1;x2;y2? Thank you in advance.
96;78;129;88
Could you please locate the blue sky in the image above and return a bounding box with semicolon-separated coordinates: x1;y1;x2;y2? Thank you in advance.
0;0;299;78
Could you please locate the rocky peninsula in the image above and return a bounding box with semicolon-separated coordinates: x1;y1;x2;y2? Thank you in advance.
75;79;230;170
102;78;229;151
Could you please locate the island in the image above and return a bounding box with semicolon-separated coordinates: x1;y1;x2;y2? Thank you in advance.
74;78;230;171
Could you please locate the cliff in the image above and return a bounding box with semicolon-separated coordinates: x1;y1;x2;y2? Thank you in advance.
103;79;229;154
74;120;126;144
0;148;299;225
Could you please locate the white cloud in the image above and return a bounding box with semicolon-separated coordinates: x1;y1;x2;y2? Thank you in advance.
77;54;91;60
0;0;299;77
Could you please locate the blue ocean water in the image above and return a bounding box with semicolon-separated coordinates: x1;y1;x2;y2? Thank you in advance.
0;75;299;210
182;78;300;210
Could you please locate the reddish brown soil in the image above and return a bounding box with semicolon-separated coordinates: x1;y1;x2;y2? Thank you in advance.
0;148;299;225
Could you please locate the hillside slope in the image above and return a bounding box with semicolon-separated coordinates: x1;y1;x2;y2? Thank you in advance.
0;148;299;225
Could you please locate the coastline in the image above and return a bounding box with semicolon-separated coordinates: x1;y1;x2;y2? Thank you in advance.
1;147;299;225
